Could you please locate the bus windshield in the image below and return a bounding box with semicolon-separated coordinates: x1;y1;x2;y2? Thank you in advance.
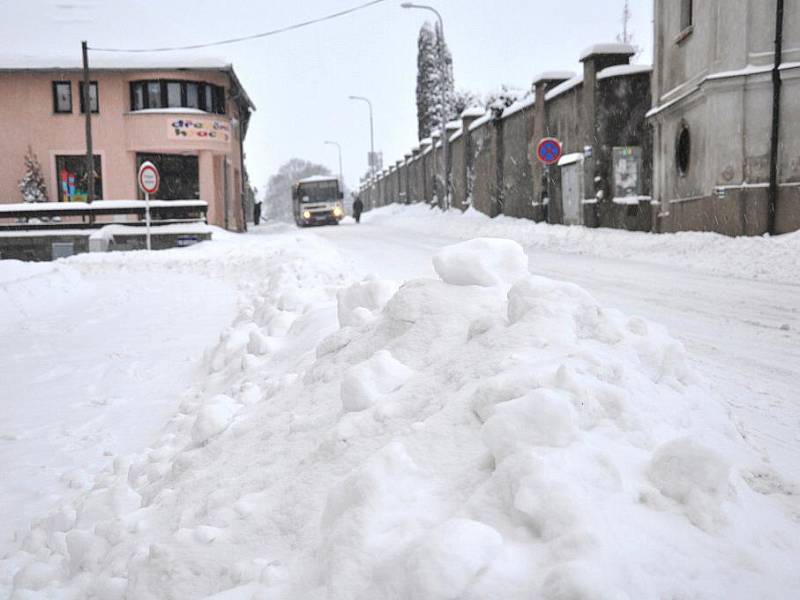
297;180;339;203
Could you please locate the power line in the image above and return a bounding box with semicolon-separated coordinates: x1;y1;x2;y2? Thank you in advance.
89;0;389;53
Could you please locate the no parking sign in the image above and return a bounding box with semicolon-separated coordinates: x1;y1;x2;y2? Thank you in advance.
536;138;563;165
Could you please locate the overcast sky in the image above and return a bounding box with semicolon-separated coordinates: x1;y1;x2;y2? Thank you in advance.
2;0;653;195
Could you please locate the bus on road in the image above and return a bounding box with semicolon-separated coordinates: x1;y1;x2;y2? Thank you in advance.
292;175;345;227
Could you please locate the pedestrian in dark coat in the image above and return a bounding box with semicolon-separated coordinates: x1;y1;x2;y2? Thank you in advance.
253;198;262;225
352;196;364;224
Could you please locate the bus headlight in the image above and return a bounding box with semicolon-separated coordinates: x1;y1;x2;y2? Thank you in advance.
332;206;343;218
302;210;311;219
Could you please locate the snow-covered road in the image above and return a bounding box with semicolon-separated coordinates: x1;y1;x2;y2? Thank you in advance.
315;213;800;484
2;207;798;598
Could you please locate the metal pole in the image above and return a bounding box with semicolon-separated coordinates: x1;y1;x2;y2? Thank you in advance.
768;0;784;236
145;191;152;250
81;41;95;203
325;141;343;190
349;95;376;178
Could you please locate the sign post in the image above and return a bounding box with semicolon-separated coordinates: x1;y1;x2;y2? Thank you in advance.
137;161;160;251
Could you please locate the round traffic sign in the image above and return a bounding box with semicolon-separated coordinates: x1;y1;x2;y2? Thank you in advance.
138;161;160;194
536;138;563;165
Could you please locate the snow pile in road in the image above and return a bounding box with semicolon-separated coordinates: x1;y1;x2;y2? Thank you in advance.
366;203;800;285
4;237;798;599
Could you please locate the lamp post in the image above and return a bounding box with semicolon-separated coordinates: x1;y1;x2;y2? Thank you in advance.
348;95;376;178
324;140;343;191
401;2;449;210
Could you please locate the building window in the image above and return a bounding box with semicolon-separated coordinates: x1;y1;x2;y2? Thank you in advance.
136;153;199;200
129;80;225;114
53;81;72;113
680;0;693;31
79;81;99;113
676;123;691;176
56;155;102;202
166;81;182;108
147;81;162;109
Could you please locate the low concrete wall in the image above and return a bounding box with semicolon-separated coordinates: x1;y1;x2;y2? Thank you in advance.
0;230;211;261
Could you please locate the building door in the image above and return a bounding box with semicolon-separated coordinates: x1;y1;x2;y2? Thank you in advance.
136;153;199;200
561;162;583;226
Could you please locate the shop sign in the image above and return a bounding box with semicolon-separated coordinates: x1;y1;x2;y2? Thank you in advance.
168;118;231;143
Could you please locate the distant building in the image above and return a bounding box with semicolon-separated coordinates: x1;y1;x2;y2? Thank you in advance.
649;0;800;235
0;56;255;231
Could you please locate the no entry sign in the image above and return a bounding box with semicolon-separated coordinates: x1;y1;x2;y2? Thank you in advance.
138;161;160;195
536;138;563;165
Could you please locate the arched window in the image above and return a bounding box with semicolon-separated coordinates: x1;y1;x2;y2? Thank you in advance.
676;123;691;175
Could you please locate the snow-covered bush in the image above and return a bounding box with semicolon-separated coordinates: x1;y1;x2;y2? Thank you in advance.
18;146;48;202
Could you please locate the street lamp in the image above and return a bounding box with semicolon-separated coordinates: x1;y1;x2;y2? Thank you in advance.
401;2;449;210
324;140;343;191
348;95;376;178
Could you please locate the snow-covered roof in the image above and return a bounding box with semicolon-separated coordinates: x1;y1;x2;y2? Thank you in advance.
598;64;653;80
0;53;230;71
579;43;636;61
545;74;584;101
533;70;576;84
297;175;338;184
0;53;256;110
461;106;486;119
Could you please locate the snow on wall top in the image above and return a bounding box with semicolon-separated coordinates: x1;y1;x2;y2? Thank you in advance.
597;64;653;80
461;106;487;119
579;43;636;61
533;70;576;84
502;94;536;119
545;74;584;101
468;112;493;132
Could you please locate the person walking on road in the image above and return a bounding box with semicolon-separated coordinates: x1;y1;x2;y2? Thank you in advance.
253;196;262;225
352;195;364;224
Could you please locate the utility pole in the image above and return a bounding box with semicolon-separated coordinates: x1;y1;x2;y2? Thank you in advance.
81;41;95;203
622;0;631;44
768;0;784;235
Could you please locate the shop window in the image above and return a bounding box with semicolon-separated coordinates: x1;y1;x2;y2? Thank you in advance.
136;153;199;200
676;124;691;176
79;81;99;113
129;80;225;114
53;81;72;113
56;155;102;202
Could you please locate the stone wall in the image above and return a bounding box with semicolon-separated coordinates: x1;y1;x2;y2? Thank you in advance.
359;44;655;233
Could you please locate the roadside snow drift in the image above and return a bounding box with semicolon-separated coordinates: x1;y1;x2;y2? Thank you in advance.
3;236;799;599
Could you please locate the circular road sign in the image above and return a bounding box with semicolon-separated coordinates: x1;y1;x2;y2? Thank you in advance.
536;137;563;165
138;161;160;195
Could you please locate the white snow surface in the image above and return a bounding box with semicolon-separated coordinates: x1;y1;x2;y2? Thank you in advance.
1;212;799;599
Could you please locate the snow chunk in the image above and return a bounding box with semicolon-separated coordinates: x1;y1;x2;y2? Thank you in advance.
482;390;579;460
406;519;503;599
337;277;399;328
433;238;529;287
648;437;730;529
191;395;237;444
340;350;414;412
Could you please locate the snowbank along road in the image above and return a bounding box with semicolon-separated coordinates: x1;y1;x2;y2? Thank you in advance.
1;206;798;599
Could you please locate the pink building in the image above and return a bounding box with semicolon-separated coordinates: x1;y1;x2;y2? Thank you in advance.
0;56;254;231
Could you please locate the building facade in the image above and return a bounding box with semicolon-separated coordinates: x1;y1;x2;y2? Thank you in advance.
0;57;254;231
649;0;800;235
